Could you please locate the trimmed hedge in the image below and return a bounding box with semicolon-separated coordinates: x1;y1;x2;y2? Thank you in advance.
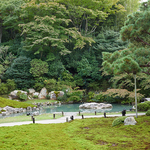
137;102;150;111
112;116;127;127
146;110;150;116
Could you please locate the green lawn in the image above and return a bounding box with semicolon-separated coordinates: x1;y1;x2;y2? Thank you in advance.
0;116;149;150
0;113;62;124
77;111;146;116
25;99;57;104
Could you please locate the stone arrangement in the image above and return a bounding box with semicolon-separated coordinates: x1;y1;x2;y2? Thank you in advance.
79;102;113;109
9;87;65;100
0;106;38;116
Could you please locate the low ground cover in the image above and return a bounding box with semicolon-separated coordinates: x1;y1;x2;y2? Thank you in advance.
25;99;57;104
0;97;35;108
77;111;146;116
0;113;62;124
0;116;149;150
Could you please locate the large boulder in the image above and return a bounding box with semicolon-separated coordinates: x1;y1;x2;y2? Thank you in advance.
9;90;27;99
38;87;47;99
79;102;113;109
124;117;137;125
33;92;39;97
28;88;35;94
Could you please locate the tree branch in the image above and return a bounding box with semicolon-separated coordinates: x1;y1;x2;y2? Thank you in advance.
135;36;150;46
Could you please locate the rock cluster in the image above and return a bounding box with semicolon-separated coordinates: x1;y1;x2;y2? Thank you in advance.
79;102;113;109
9;88;64;100
0;106;39;116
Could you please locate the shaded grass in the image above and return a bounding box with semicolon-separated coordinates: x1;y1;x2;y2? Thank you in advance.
0;116;150;150
0;113;62;123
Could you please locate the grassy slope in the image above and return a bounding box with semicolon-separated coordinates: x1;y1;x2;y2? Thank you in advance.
0;97;35;108
0;116;149;150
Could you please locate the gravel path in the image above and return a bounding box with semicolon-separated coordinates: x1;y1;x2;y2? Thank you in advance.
0;112;145;127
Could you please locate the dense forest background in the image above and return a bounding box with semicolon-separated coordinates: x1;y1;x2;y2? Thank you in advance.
0;0;150;103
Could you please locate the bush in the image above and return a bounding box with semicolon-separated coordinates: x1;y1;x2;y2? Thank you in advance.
68;96;81;103
95;93;105;102
146;110;150;116
0;83;8;95
137;102;150;111
112;116;127;127
46;95;50;99
34;82;44;92
19;94;27;101
33;95;38;99
6;79;16;92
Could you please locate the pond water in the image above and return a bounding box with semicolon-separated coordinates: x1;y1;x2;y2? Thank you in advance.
40;103;132;114
0;103;133;118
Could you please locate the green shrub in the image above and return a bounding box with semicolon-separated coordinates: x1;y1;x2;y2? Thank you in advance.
46;95;50;99
33;95;38;99
16;91;22;98
0;83;8;95
145;101;150;105
112;116;127;127
68;96;81;103
146;110;150;116
54;91;60;99
34;82;44;92
6;79;16;92
57;93;67;102
137;102;150;111
19;94;27;101
95;94;105;102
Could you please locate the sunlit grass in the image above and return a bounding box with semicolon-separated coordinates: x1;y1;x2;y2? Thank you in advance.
0;113;62;124
25;99;57;104
0;116;149;150
77;111;146;116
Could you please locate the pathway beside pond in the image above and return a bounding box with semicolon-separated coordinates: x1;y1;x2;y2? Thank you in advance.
0;112;145;127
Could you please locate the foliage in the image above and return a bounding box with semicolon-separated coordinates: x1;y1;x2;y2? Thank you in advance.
94;93;105;103
4;56;34;89
33;95;38;99
0;83;8;95
0;46;16;77
20;1;94;56
112;116;127;127
120;0;150;48
54;91;60;99
137;102;150;111
48;61;65;79
88;91;95;99
59;0;125;36
68;95;81;103
44;79;57;92
101;89;144;104
30;59;48;78
6;79;16;93
46;95;50;100
146;109;150;116
19;94;27;101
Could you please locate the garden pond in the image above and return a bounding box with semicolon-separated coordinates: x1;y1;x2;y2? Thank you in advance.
0;103;133;118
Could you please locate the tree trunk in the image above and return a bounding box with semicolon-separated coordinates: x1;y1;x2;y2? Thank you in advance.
134;74;138;118
0;19;2;43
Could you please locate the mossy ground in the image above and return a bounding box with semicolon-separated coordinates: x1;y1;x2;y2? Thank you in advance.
0;116;149;150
